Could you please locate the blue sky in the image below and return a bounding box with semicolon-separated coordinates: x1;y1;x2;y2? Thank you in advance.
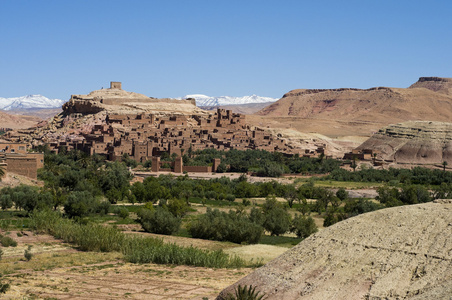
1;0;451;100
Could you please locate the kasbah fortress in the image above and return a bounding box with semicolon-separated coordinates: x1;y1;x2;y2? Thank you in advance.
1;82;326;179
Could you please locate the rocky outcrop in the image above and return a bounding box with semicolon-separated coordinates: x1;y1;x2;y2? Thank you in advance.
409;77;452;95
357;121;452;164
218;200;452;300
63;87;197;114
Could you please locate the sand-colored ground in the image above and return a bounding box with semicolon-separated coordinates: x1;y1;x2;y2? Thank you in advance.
0;172;44;189
0;230;286;299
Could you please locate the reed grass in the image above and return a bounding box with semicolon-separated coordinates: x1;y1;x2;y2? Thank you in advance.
29;210;245;268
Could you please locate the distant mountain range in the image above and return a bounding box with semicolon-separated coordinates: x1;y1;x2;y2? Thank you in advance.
181;94;278;107
0;95;65;111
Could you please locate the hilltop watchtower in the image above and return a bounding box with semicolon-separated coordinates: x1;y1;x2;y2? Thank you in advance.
110;81;122;90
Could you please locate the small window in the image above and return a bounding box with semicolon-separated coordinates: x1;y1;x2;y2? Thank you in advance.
11;149;15;153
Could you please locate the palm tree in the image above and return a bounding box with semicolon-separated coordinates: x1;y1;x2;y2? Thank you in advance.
0;163;5;180
351;156;358;172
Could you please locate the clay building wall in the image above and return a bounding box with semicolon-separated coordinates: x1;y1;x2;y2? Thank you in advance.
0;142;28;154
182;166;211;173
26;153;45;169
5;156;39;179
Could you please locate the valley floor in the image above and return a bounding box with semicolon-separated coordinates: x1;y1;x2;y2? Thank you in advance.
0;231;277;300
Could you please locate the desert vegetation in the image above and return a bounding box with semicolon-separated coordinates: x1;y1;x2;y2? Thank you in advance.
2;148;451;298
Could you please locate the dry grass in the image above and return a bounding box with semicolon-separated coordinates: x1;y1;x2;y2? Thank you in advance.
224;244;288;264
3;260;253;300
1;249;122;275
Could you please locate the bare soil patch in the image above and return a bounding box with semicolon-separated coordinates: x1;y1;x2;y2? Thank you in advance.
1;231;283;299
4;260;253;300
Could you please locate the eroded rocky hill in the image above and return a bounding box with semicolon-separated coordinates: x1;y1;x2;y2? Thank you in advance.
218;200;452;300
357;121;452;165
254;77;452;137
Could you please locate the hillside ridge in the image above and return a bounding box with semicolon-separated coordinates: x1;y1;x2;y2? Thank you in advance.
255;77;452;137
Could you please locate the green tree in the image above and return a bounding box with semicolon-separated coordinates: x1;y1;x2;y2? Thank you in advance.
297;198;311;216
166;198;189;218
189;208;263;244
284;184;298;208
336;188;348;201
261;196;291;236
351;156;358;172
263;207;291;236
137;207;181;235
216;163;227;173
0;194;13;211
399;185;431;204
376;186;401;207
291;214;318;238
64;191;103;218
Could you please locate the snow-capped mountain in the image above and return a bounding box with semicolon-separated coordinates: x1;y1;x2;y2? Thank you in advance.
0;95;65;110
181;94;278;107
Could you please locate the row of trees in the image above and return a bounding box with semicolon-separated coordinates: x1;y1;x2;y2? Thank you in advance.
327;166;452;185
181;148;341;177
137;196;319;244
131;174;299;204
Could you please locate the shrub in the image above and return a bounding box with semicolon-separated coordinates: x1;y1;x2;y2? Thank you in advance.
323;210;346;227
205;190;217;200
225;284;266;300
0;235;17;247
24;245;33;261
291;215;318;239
95;201;111;215
242;198;251;206
256;161;285;177
144;201;155;211
118;207;129;219
0;277;9;294
137;207;181;235
166;198;189;218
344;198;384;217
336;188;349;201
226;194;236;202
216;163;227;173
64;191;96;218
